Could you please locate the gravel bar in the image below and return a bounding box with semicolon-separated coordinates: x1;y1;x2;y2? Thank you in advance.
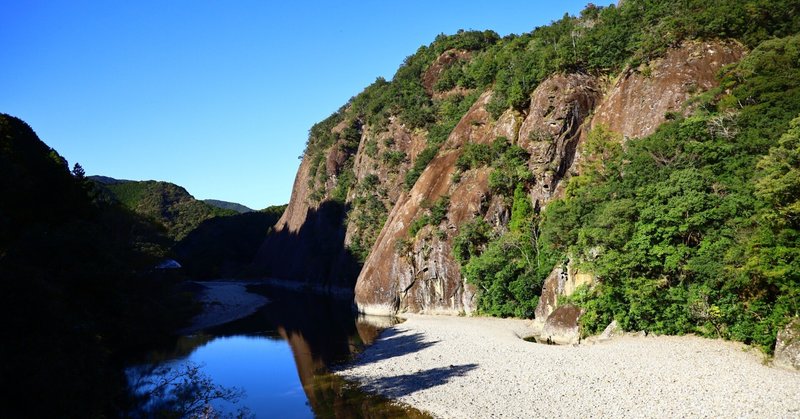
336;314;800;418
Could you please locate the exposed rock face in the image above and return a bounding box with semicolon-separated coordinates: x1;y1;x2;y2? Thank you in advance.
534;267;565;321
593;40;746;139
534;261;594;322
599;320;622;341
257;40;747;315
774;318;800;371
518;73;600;206
541;304;583;345
355;92;499;315
354;72;604;315
253;113;421;289
251;155;359;288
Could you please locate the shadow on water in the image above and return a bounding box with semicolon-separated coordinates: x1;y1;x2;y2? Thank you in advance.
136;285;433;418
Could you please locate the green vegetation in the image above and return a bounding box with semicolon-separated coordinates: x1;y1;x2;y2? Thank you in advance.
404;92;481;189
441;0;800;117
452;137;556;317
542;35;800;352
203;199;254;213
0;114;196;416
408;195;450;237
96;178;236;241
346;175;390;262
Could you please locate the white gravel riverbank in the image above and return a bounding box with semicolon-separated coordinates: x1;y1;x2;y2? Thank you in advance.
336;314;800;418
180;281;268;333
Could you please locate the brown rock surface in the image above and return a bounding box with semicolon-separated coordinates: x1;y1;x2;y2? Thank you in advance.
774;318;800;371
541;304;584;345
518;73;601;209
534;266;565;322
593;40;745;139
354;92;497;315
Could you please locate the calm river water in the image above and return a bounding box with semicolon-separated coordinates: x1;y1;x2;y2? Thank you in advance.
130;285;428;418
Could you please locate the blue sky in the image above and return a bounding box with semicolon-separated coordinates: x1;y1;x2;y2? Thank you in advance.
2;1;613;209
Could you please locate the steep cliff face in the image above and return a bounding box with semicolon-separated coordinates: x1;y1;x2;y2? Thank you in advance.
517;73;600;206
355;92;503;315
257;38;748;314
593;40;746;139
356;72;601;315
252;150;361;288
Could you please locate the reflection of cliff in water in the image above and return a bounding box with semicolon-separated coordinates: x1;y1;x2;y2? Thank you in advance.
203;285;426;418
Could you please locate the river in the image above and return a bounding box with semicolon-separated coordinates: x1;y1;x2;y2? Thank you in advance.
128;285;429;418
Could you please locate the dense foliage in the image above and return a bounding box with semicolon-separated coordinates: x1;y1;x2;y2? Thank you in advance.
0;114;196;416
203;199;254;213
444;0;800;117
541;35;800;351
95;178;236;241
452;138;558;317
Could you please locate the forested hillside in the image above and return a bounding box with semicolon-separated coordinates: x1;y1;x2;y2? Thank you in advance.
0;114;196;416
258;0;800;352
92;177;237;241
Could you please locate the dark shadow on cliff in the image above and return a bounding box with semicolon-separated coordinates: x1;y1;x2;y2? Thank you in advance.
358;364;478;399
249;200;361;290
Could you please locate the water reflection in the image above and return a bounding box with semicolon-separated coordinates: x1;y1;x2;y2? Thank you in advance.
135;285;429;418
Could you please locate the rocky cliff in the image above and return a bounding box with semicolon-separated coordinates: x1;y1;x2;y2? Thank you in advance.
254;31;747;314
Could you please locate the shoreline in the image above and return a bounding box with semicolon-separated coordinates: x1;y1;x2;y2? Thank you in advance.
336;314;800;418
180;281;270;334
178;278;354;334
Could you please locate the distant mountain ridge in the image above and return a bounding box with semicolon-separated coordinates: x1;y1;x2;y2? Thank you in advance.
203;199;253;213
89;176;236;241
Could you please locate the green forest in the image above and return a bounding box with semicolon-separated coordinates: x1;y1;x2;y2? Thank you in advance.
298;0;799;353
0;114;284;415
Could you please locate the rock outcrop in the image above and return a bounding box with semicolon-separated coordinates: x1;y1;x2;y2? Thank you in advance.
251;149;361;289
355;92;505;315
534;262;595;322
774;318;800;371
518;73;600;205
540;304;584;345
356;73;601;315
593;40;746;139
256;40;748;316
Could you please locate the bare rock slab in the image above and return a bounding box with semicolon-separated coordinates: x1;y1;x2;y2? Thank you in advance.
775;318;800;371
541;304;583;345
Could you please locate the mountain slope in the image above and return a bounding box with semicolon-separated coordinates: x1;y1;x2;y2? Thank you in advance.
203;199;254;213
92;177;236;241
0;114;194;416
254;0;800;350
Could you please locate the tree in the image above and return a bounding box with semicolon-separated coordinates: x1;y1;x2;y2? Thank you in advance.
71;162;85;179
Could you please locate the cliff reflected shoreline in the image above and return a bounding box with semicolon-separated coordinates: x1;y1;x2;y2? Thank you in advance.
133;285;429;417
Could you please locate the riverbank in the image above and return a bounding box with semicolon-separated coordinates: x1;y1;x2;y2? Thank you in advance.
180;281;269;333
336;314;800;418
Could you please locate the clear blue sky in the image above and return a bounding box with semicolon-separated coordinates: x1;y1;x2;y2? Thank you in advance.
2;1;613;209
